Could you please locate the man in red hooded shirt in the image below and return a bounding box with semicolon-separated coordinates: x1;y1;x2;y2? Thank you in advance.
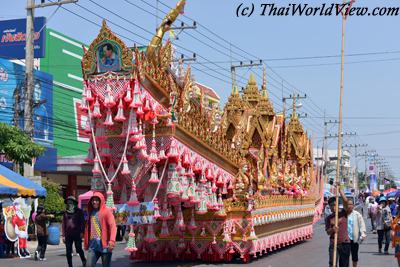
84;192;116;267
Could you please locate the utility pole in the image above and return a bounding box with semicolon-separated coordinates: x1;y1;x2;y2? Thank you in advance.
323;119;339;184
23;0;78;177
343;143;368;192
333;1;355;265
282;93;307;120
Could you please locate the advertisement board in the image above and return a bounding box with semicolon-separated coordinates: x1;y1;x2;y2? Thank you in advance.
0;17;46;59
0;58;53;144
40;28;89;157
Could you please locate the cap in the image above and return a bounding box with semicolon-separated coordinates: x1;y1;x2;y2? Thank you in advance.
65;196;78;204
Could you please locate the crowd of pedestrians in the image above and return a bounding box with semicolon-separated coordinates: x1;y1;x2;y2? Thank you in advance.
326;184;400;267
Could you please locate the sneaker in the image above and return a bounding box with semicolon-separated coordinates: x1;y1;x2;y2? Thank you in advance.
384;251;389;255
34;251;39;261
39;257;47;261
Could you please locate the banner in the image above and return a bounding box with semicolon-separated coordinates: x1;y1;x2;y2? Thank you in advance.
369;174;377;192
0;17;46;59
115;202;155;225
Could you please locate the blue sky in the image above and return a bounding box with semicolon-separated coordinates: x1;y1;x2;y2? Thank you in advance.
5;0;400;178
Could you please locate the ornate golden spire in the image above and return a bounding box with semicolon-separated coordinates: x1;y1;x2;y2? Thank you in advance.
291;94;298;119
147;0;186;63
243;73;261;106
261;65;268;99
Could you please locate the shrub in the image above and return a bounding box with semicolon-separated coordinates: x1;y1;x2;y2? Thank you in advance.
39;179;65;222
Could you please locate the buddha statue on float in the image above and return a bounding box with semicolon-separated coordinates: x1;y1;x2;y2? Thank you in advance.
270;158;279;189
235;159;253;196
256;148;268;191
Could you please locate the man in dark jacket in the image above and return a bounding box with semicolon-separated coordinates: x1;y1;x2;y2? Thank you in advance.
62;196;86;267
34;205;54;261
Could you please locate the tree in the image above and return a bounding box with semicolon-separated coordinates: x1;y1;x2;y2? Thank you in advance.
39;179;65;222
0;123;44;173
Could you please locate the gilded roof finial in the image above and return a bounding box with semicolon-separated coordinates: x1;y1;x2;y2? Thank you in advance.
261;65;268;99
231;67;239;95
291;93;298;119
147;0;186;63
248;73;256;85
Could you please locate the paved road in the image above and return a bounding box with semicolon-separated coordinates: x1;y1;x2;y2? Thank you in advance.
0;218;397;267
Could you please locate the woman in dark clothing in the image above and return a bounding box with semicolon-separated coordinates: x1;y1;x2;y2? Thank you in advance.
34;205;54;261
62;196;86;267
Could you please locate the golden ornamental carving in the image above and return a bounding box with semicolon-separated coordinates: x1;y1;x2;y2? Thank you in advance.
82;20;133;79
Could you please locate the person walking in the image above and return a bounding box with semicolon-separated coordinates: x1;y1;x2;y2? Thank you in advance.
326;185;351;267
34;205;54;261
62;196;86;267
391;206;400;267
84;192;116;267
368;198;378;233
340;192;367;267
376;196;392;254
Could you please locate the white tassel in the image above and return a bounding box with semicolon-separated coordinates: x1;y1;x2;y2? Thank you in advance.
115;99;126;122
104;108;114;126
104;84;116;108
124;86;132;103
92;156;101;174
92;98;102;118
148;139;159;163
121;155;130;175
148;165;160;183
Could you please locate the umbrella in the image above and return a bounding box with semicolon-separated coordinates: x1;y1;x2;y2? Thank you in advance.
0;164;46;197
387;190;397;198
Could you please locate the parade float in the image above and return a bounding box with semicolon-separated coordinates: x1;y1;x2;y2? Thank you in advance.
79;0;322;262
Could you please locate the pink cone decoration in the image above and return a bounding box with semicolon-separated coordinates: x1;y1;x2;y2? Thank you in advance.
92;156;101;174
144;224;157;243
104;108;114;126
187;209;197;230
159;219;170;237
115;99;126;122
158;148;167;160
167;140;179;159
127;180;139;206
216;194;226;217
92;98;102;118
143;98;151;112
200;171;207;184
104;84;116;108
148;140;159;163
211;182;217;193
136;105;144;116
248;223;257;240
121;156;130;175
149;165;160;183
125;226;138;252
174;205;185;230
153;198;161;219
131;80;142;108
124;86;132;103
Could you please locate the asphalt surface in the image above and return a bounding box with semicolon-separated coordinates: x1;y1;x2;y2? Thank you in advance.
0;216;397;267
